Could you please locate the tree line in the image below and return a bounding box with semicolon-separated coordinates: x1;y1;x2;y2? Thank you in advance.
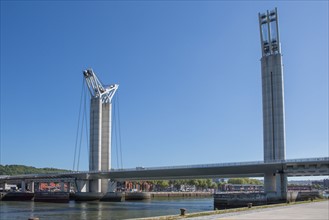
128;178;263;191
0;165;70;175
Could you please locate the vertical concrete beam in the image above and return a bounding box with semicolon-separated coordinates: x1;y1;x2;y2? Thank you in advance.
60;181;65;192
90;97;102;171
88;98;112;193
29;181;35;193
21;180;26;192
101;103;110;193
35;182;40;192
108;180;117;192
89;97;102;192
264;172;276;193
100;102;112;193
67;182;71;192
101;102;110;171
76;180;89;192
276;173;287;200
261;54;287;198
0;182;5;191
259;9;287;199
261;54;286;163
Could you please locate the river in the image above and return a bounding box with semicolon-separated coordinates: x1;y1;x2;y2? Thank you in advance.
0;197;213;219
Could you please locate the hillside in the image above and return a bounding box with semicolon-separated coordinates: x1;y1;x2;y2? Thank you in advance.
0;165;70;175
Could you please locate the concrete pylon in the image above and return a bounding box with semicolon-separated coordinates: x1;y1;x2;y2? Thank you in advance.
89;98;112;193
259;8;287;200
83;69;118;194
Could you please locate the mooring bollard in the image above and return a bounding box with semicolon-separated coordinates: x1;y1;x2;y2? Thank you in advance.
180;208;186;216
247;203;252;208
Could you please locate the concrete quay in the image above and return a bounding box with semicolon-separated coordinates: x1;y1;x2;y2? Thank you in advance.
188;200;329;220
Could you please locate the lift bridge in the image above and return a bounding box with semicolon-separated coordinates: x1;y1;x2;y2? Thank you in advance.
1;8;328;201
1;157;328;183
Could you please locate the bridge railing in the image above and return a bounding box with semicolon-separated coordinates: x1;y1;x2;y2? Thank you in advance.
285;157;329;163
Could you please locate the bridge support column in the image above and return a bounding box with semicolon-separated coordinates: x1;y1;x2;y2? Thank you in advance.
276;173;287;200
67;182;71;192
264;171;287;201
60;181;65;192
89;179;101;193
21;180;26;192
28;181;35;193
108;180;117;192
101;179;109;193
264;172;276;194
76;180;89;192
0;182;5;191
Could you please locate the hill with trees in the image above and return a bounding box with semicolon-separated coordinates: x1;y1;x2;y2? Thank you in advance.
0;165;70;175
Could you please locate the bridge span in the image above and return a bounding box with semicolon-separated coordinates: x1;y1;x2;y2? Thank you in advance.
1;157;328;184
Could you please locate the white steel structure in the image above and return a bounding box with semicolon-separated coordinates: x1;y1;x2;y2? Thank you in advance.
83;69;118;193
259;8;287;200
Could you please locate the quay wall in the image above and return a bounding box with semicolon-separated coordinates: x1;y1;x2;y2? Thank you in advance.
214;191;323;209
151;192;212;198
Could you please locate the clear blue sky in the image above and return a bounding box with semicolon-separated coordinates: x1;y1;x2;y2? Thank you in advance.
1;1;328;172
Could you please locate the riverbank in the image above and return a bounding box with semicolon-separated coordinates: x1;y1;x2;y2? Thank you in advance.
151;192;212;198
0;191;213;202
133;199;328;220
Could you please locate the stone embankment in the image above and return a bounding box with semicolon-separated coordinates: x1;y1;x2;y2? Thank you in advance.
151;192;212;198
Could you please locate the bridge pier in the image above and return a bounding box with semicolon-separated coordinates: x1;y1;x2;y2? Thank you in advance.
0;182;5;191
27;181;35;193
21;180;26;192
264;172;276;193
76;180;89;192
67;182;71;192
60;181;65;192
277;173;287;201
264;171;287;202
108;180;117;192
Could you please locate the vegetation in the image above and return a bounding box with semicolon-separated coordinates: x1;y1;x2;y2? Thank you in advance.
227;178;263;185
130;178;262;192
0;165;70;175
145;179;217;191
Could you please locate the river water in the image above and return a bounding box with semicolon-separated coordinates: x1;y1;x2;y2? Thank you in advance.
0;197;213;219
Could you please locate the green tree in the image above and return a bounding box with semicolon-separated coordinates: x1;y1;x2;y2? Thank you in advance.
227;178;263;185
0;165;70;175
228;178;246;184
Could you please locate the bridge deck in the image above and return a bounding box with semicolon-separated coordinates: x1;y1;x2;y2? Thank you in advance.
0;157;328;183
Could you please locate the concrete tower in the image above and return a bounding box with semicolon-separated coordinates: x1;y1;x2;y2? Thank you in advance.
83;69;118;193
258;8;287;199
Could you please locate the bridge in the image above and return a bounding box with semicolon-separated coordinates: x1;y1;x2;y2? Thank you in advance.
1;8;328;202
1;157;328;183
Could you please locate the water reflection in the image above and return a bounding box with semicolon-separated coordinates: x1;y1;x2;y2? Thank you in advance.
1;198;212;220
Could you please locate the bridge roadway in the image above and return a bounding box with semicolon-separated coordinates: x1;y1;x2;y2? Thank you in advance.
0;157;328;183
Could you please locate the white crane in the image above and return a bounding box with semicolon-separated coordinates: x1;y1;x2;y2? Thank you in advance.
83;69;119;103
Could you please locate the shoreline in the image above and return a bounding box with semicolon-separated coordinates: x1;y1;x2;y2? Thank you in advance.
151;192;213;198
131;199;328;220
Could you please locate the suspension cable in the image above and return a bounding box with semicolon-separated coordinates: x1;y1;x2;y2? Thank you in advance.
77;84;87;171
73;78;85;171
117;91;123;169
85;87;89;158
113;95;120;169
